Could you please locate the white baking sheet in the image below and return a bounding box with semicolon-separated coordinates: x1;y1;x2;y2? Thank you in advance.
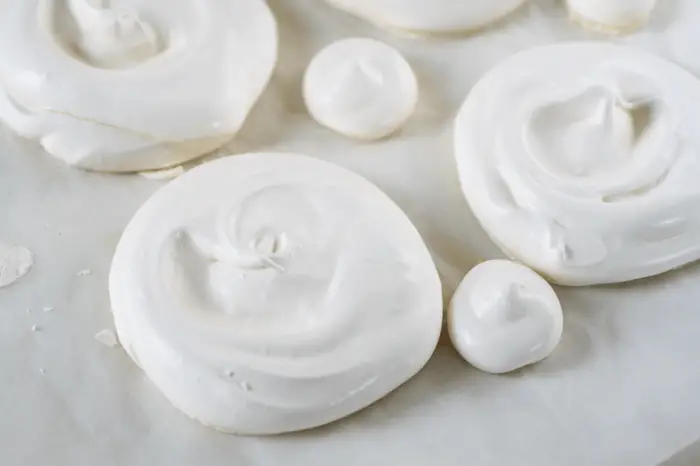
3;0;700;464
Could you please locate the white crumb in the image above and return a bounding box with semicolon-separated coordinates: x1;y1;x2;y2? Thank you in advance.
43;306;54;313
0;242;34;288
77;269;92;276
31;325;40;332
94;329;119;348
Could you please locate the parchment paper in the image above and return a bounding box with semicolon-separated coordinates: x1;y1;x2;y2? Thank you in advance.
3;0;700;464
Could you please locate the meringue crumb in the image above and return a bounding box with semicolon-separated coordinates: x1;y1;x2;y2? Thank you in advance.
31;325;40;332
94;329;119;348
43;306;54;313
77;269;92;276
239;381;252;392
225;369;235;378
39;368;46;375
25;308;31;314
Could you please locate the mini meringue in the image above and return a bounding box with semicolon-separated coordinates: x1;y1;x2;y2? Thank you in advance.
447;260;563;374
454;43;700;285
567;0;657;34
325;0;528;35
0;0;277;172
109;152;442;434
303;38;418;140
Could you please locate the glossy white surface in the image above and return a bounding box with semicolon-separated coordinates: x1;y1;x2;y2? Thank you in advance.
454;43;700;286
109;153;442;434
448;260;563;374
567;0;657;31
326;0;528;34
304;38;418;140
5;0;700;464
0;0;277;172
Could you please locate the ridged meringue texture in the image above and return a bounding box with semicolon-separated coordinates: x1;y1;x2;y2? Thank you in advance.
0;0;277;172
303;38;418;140
447;260;563;374
567;0;657;34
109;152;443;434
325;0;528;35
454;43;700;286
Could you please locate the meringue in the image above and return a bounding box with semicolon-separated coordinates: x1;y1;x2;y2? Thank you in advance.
109;152;442;434
567;0;657;34
0;243;34;288
0;0;277;172
447;260;563;374
303;38;418;141
454;43;700;286
325;0;528;35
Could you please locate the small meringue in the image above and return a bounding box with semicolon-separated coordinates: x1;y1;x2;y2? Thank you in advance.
447;260;563;374
303;38;418;140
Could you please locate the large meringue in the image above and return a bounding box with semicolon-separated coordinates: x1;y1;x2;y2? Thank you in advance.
303;38;418;140
325;0;528;35
0;0;277;172
109;153;443;434
454;43;700;286
447;260;563;374
567;0;657;34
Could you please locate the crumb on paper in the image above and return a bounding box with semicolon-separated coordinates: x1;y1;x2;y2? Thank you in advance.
31;324;40;332
43;306;54;313
239;381;252;392
39;368;45;375
0;242;34;288
25;309;31;314
77;269;92;276
94;329;120;348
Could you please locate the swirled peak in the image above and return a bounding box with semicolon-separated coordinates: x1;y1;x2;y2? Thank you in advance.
325;0;528;35
0;0;277;172
57;0;163;69
454;43;700;285
109;153;443;434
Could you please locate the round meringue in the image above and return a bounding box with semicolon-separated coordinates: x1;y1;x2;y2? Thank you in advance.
325;0;528;35
0;0;277;172
567;0;657;34
447;260;562;374
454;43;700;286
109;152;443;434
303;38;418;141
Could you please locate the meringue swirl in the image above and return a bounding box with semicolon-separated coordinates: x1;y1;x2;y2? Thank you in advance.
0;0;277;172
109;153;443;434
454;43;700;285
